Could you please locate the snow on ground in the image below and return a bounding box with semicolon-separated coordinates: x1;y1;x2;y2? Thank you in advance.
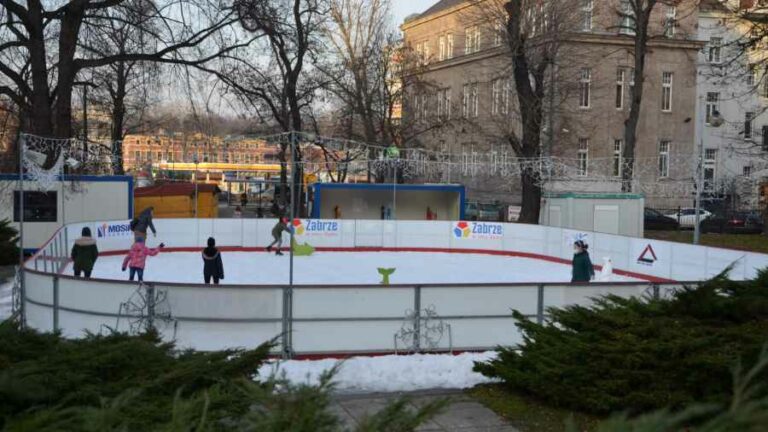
0;279;13;321
77;251;640;284
257;351;499;393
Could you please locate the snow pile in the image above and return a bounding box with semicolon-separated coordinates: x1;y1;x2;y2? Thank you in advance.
258;351;499;393
0;279;13;321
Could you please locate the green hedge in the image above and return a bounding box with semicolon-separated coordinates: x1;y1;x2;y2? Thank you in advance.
0;219;19;265
474;269;768;415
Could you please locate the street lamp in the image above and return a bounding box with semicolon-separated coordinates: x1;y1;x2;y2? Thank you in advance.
694;105;723;245
193;157;199;219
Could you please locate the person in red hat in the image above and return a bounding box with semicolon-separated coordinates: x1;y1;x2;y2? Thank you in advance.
266;217;290;256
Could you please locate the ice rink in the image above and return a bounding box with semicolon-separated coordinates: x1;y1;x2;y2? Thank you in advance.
72;250;640;284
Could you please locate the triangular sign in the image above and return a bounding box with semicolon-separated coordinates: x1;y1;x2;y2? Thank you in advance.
638;244;657;264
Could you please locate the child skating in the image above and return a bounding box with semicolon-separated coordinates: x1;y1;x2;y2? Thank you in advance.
266;217;290;256
122;237;164;282
201;237;224;284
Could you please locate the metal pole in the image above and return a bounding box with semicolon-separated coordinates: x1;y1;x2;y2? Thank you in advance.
694;100;704;245
536;284;545;325
18;135;25;327
413;285;422;352
285;131;297;359
53;276;59;332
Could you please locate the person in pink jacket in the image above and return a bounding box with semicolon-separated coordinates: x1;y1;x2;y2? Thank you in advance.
121;237;164;282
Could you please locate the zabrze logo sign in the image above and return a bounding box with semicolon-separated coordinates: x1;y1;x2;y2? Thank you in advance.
292;219;339;237
637;244;658;266
97;222;132;238
453;221;503;239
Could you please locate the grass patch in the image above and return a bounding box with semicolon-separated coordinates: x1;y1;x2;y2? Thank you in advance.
467;384;601;432
645;231;768;254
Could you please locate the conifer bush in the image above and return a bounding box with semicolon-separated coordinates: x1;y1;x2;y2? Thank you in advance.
474;269;768;415
0;219;19;265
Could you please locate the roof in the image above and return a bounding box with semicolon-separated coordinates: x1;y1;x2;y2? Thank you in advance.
135;183;219;197
313;183;464;192
412;0;465;20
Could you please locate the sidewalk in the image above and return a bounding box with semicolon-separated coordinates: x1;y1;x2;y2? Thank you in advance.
331;390;518;432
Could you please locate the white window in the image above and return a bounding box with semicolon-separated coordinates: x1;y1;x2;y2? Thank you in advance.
577;138;589;176
743;166;753;177
708;37;722;63
446;34;454;59
619;0;636;35
462;84;477;117
437;88;451;120
581;0;593;31
579;68;591;108
658;140;670;178
613;139;623;177
664;6;676;37
438;36;446;61
421;93;429;119
704;149;717;190
661;72;673;112
494;22;504;46
745;112;754;139
465;26;480;54
502;79;511;115
423;41;430;61
616;68;625;109
706;92;719;124
747;64;757;86
492;78;502;115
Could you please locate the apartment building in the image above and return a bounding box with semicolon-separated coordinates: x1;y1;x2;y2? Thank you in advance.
697;0;768;209
401;0;702;208
122;132;279;173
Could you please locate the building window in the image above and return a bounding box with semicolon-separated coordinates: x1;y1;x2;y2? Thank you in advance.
581;0;593;31
579;68;591;108
446;34;454;59
706;92;719;124
13;191;57;222
421;93;429;119
745;112;754;139
438;36;446;61
492;78;502;115
743;166;753;177
494;22;503;46
619;0;636;35
613;139;623;177
437;88;451;120
708;37;722;63
658;140;670;178
704;149;717;191
664;5;676;37
747;64;757;86
470;83;478;117
465;26;480;54
762;125;768;150
134;150;141;162
577;138;589;176
661;72;673;112
616;68;625;109
502;79;511;115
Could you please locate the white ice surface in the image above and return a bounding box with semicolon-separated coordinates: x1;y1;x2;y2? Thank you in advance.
74;251;640;284
257;351;499;393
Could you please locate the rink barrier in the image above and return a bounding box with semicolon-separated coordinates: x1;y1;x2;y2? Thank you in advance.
19;218;768;355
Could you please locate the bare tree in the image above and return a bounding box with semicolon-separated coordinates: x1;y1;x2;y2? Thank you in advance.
0;0;255;165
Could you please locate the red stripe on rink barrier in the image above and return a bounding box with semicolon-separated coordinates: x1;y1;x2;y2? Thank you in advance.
94;246;676;283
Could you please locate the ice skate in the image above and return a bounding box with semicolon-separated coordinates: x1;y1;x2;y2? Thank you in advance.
275;250;283;256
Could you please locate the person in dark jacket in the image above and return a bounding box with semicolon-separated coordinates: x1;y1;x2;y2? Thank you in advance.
266;217;290;256
131;207;156;240
71;227;98;278
571;240;595;283
202;237;224;285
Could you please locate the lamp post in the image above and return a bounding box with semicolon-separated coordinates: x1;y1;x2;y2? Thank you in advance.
193;157;199;219
694;101;723;245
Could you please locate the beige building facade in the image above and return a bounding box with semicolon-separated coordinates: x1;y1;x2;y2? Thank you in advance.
401;0;703;208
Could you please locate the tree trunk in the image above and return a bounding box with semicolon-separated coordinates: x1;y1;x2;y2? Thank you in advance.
519;170;542;224
110;62;128;175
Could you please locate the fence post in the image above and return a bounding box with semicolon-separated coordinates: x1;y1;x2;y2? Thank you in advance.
413;285;422;352
52;276;59;332
146;284;155;331
536;284;545;325
281;286;293;359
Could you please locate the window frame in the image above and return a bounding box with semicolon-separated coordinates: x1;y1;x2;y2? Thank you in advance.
579;68;591;109
13;191;58;223
661;72;673;112
658;140;670;178
577;138;589;176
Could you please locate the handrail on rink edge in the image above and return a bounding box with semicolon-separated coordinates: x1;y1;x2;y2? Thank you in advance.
18;218;742;356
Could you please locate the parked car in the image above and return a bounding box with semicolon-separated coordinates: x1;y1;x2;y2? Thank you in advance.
701;211;764;234
644;208;680;231
664;208;712;229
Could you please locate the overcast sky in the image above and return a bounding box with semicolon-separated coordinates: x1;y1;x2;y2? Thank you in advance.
391;0;436;27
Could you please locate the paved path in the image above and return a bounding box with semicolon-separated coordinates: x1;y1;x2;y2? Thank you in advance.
331;390;518;432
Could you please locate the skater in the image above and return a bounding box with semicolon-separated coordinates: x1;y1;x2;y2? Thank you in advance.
71;227;98;278
201;237;224;285
131;206;156;240
571;240;595;283
122;237;164;282
256;206;264;218
266;217;290;256
233;205;243;218
240;192;248;208
334;205;341;219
